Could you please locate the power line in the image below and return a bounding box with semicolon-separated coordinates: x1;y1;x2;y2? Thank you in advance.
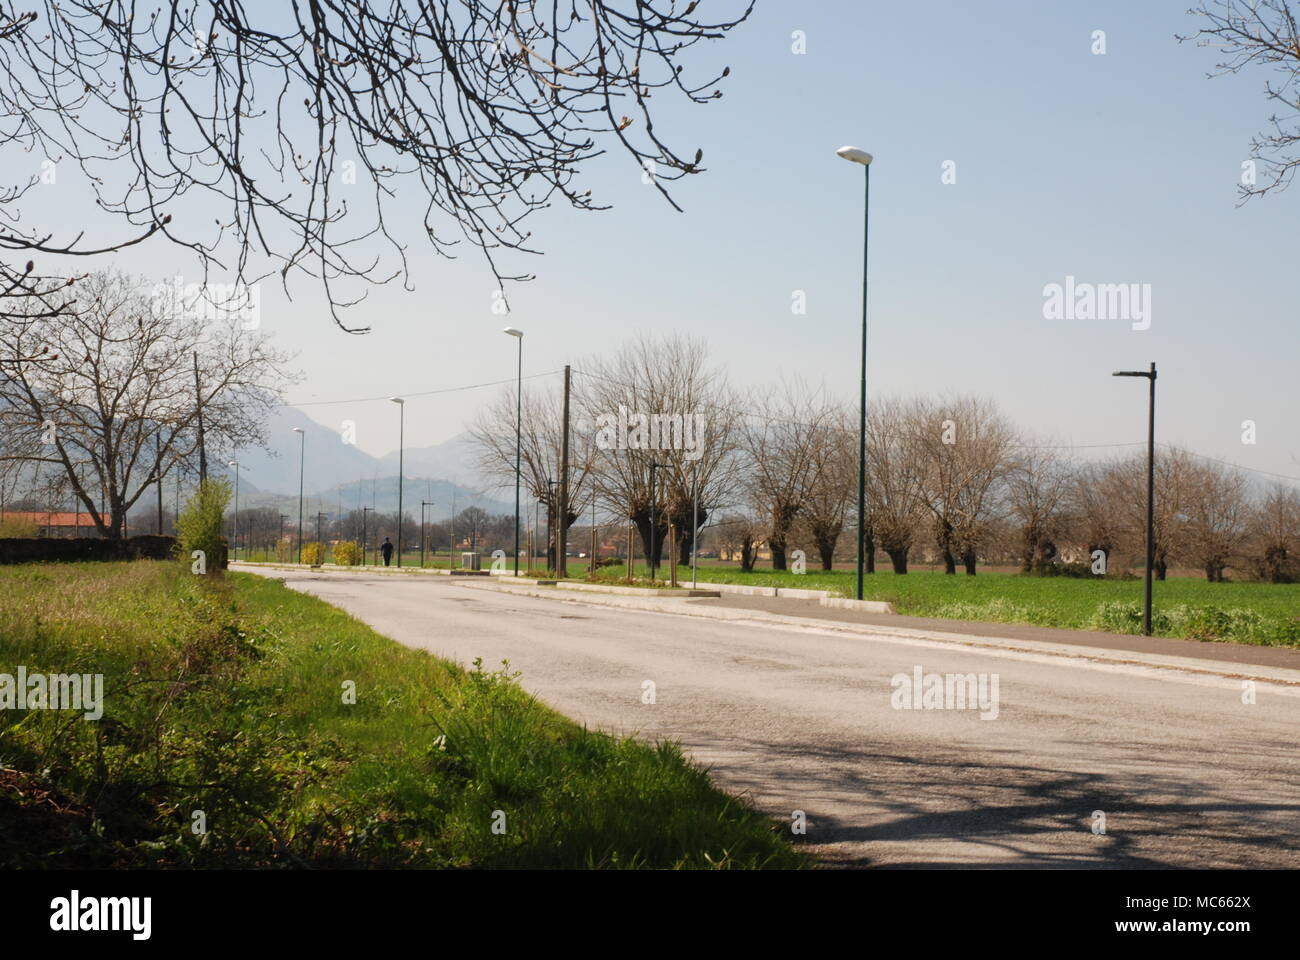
569;367;1298;485
286;369;562;407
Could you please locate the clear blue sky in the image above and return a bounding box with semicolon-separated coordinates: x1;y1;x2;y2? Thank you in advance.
30;0;1300;485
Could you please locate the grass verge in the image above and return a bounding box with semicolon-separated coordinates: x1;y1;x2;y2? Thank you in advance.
591;564;1300;647
0;561;804;869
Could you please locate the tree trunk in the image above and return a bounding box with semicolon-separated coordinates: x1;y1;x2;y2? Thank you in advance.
770;537;788;571
962;550;977;576
886;545;909;574
864;527;876;574
815;535;837;571
938;521;956;574
1021;530;1038;574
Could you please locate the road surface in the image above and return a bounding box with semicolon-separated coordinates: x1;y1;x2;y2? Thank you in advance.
242;567;1300;868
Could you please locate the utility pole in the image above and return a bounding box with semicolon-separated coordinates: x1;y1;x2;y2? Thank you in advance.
156;433;163;534
193;351;207;483
559;364;571;577
421;499;435;568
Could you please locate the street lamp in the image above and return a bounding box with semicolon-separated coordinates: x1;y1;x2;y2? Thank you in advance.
390;397;405;567
691;460;700;587
292;427;305;564
1112;362;1158;636
362;506;373;566
837;144;873;601
227;459;240;561
504;326;524;576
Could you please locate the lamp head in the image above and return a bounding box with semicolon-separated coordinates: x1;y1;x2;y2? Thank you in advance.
503;327;523;338
836;146;873;166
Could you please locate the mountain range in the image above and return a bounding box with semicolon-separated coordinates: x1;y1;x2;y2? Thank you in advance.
223;406;513;517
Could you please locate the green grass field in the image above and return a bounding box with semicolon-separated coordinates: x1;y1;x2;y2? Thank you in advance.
576;563;1300;647
0;561;804;869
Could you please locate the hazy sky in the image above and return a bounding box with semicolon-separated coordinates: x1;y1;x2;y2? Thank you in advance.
29;0;1300;487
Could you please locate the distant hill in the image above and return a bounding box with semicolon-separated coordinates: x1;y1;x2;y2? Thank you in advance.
223;407;512;516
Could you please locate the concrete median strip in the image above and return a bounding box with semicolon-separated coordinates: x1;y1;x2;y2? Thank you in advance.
820;597;897;615
470;579;1300;688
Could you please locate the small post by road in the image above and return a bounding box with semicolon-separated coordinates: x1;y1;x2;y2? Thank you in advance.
668;523;678;588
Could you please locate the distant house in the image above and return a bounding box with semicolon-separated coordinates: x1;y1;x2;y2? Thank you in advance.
0;510;112;538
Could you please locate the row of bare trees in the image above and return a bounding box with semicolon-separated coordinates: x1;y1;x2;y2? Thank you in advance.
0;270;292;537
469;334;1300;582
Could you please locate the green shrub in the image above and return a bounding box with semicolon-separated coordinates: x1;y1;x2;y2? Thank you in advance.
301;542;325;565
333;541;362;566
175;478;231;575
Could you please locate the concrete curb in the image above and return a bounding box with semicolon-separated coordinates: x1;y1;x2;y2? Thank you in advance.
687;581;835;600
230;561;490;577
820;597;897;615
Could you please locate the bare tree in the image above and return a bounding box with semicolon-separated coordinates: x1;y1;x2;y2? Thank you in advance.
1095;447;1195;580
1247;482;1300;582
577;333;739;567
797;404;854;571
908;395;1016;575
711;511;761;572
865;398;928;574
1181;458;1250;581
1181;1;1300;199
0;269;291;538
1065;462;1120;566
740;379;835;570
0;1;751;327
469;380;595;569
1005;443;1070;573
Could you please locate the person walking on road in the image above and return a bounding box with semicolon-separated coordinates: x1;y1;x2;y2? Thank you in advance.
381;536;394;567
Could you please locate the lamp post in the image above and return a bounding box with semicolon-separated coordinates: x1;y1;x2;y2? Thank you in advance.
1112;362;1158;636
503;327;524;576
421;499;435;568
362;506;373;566
227;459;240;561
691;460;700;587
837;144;873;601
293;427;305;564
390;397;405;567
648;461;670;582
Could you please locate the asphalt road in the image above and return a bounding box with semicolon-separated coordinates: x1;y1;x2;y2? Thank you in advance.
244;567;1300;868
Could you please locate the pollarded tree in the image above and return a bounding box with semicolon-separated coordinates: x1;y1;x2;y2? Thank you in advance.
1094;447;1195;580
577;333;740;567
1005;443;1071;573
865;398;929;574
798;403;855;571
1248;483;1300;582
907;395;1017;575
1181;458;1250;581
0;1;752;327
740;379;837;570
